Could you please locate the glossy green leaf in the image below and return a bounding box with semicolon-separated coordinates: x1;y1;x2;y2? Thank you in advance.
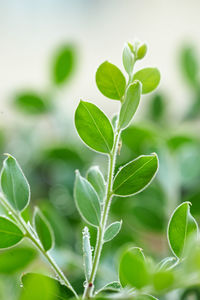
113;154;159;196
74;171;101;227
96;61;126;100
0;246;37;274
21;273;74;300
87;166;106;203
1;154;30;211
34;207;54;252
14;92;49;115
153;270;174;292
168;202;198;258
122;43;135;75
75;101;114;153
104;221;122;242
82;226;92;281
119;81;142;129
133;68;160;94
119;247;149;289
0;217;24;248
52;45;75;85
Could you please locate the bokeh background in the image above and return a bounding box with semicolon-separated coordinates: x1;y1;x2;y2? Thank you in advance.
0;0;200;299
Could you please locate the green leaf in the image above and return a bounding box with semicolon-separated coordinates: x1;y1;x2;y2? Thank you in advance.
74;171;101;227
96;281;121;295
87;166;106;203
52;45;75;85
96;61;126;100
157;257;177;271
0;216;24;248
21;273;74;300
153;270;174;292
180;46;199;86
82;226;92;281
113;153;159;196
135;295;158;300
14;92;49;115
104;221;122;242
1;154;30;211
119;81;142;129
168;202;198;258
122;43;135;75
0;246;37;274
75;101;114;153
33;207;54;252
133;68;160;94
119;247;149;289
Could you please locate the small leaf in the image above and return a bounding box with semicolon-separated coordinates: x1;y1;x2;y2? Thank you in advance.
87;166;106;203
119;247;149;289
75;101;114;154
96;61;126;100
119;81;142;129
1;154;30;211
153;270;174;292
52;45;75;85
34;207;54;252
113;153;159;196
135;295;158;300
74;171;101;227
180;46;199;86
21;273;74;300
122;43;135;75
82;226;93;281
133;68;160;94
104;221;122;242
136;43;147;60
96;281;121;295
157;257;177;271
0;246;37;274
14;92;49;115
168;202;198;258
0;216;24;248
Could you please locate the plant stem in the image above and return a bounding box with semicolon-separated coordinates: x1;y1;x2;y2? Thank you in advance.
83;126;121;299
0;194;79;299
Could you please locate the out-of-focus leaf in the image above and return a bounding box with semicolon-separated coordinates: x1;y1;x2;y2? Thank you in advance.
52;45;75;85
157;257;177;271
149;93;166;122
96;61;126;100
168;202;198;258
113;154;159;196
1;154;30;212
180;46;199;86
21;273;74;300
14;92;49;114
0;217;24;248
0;246;37;274
74;171;101;227
119;247;149;289
153;270;174;292
133;68;160;94
75;101;114;154
135;295;158;300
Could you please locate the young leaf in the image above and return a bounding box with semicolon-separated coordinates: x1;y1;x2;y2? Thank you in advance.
21;273;74;300
96;281;121;295
133;68;160;94
33;207;54;252
0;246;37;274
122;43;135;75
119;247;149;289
75;101;114;154
0;216;24;248
157;257;177;271
82;227;93;281
119;81;142;129
52;45;75;85
104;221;122;242
113;153;159;196
14;92;49;115
87;166;106;203
1;154;30;211
96;61;126;100
74;171;101;227
153;270;174;292
168;202;198;258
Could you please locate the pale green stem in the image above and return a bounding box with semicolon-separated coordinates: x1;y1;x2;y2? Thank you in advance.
83;126;121;299
0;194;79;299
